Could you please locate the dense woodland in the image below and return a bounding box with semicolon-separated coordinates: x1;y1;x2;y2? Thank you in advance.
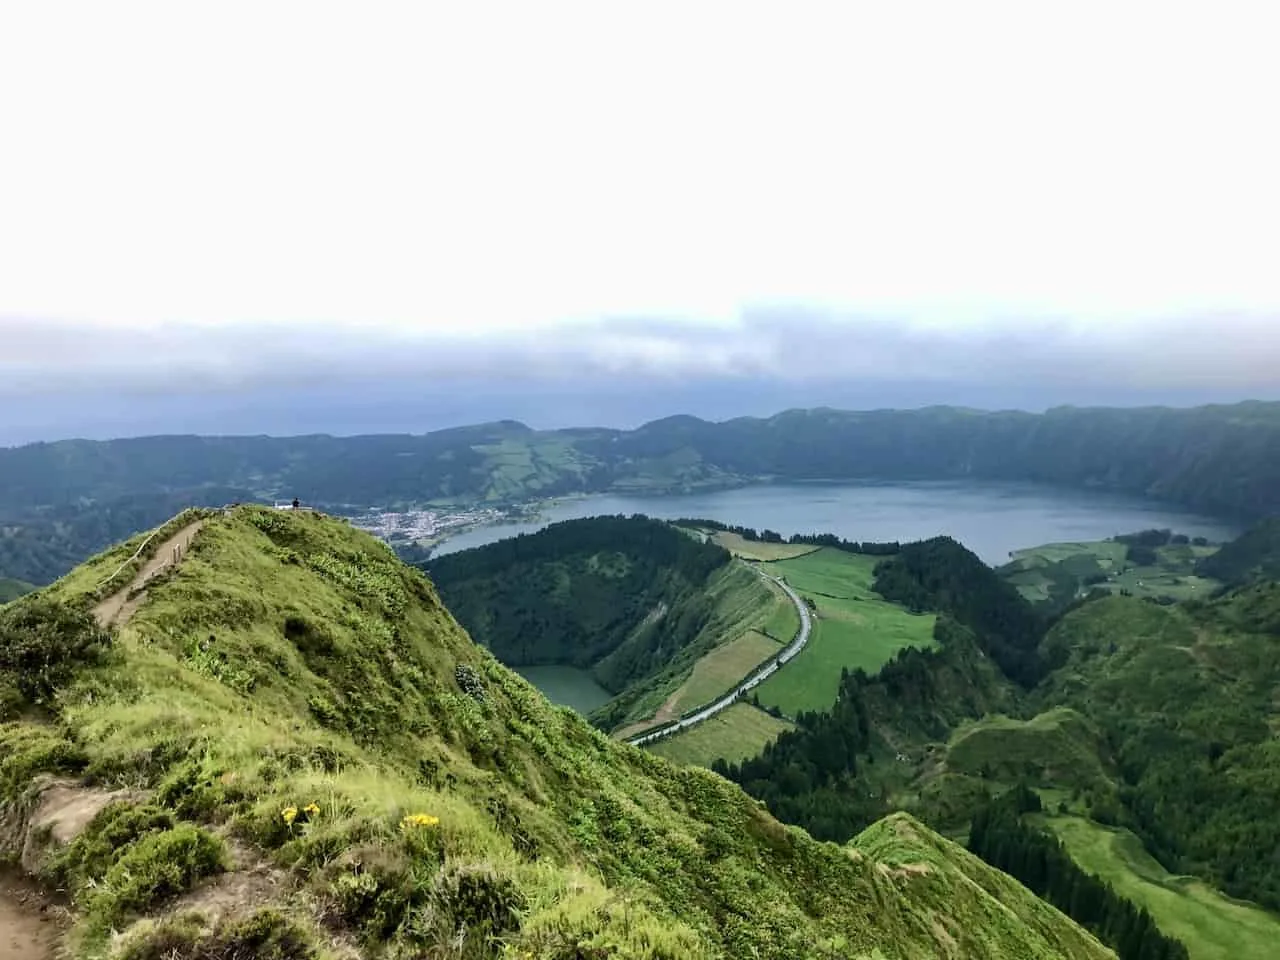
4;401;1280;584
968;787;1189;960
1195;515;1280;585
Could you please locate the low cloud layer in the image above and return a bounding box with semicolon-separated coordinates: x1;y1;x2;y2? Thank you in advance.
3;313;1278;401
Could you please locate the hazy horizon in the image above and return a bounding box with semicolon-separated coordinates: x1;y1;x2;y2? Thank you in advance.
3;4;1278;444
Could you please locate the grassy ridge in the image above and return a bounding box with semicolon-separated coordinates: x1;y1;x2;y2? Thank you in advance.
710;531;819;561
665;630;782;716
0;507;1113;959
754;549;937;715
1041;815;1280;960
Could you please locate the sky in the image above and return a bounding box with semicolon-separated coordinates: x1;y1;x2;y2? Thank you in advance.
2;2;1278;443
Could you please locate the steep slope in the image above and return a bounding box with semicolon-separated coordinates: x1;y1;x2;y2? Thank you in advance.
1036;586;1280;911
1194;515;1280;586
0;506;1112;959
0;577;33;604
427;517;786;731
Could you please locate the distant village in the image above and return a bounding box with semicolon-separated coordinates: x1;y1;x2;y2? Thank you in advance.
348;506;510;546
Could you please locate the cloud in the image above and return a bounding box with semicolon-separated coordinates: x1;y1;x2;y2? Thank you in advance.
3;312;1278;401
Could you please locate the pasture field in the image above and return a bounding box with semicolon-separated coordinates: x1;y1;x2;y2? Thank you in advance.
649;702;794;767
710;531;819;561
752;549;937;715
664;629;782;716
1002;540;1220;604
1040;814;1280;960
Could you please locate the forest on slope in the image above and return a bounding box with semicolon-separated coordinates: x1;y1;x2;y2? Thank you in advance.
3;401;1279;585
712;520;1280;958
0;506;1113;959
426;516;783;731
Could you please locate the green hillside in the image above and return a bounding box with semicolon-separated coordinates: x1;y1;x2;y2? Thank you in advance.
1194;515;1280;585
0;506;1113;959
427;517;791;732
0;576;33;603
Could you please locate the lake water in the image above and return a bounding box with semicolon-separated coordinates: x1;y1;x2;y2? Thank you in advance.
432;481;1240;566
514;665;614;713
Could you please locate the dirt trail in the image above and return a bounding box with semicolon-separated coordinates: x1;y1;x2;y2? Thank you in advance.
0;873;64;960
92;520;205;628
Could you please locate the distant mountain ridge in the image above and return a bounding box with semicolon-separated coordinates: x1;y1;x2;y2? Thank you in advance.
3;401;1279;584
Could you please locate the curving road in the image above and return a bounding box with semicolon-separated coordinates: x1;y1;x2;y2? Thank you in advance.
626;565;813;747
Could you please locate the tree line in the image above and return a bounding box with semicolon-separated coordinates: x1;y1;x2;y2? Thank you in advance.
969;786;1188;960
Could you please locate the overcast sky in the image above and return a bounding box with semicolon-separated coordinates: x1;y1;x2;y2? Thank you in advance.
2;2;1278;441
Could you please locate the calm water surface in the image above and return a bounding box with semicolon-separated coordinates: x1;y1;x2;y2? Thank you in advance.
514;665;613;713
433;481;1239;566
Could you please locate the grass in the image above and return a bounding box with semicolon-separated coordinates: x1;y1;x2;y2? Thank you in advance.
0;506;1116;959
0;577;34;603
752;549;937;715
1040;814;1280;960
1002;540;1221;604
649;703;795;768
664;630;782;716
945;708;1116;797
608;562;797;733
709;532;818;562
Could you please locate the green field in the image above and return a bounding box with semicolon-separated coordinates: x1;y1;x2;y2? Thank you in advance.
1002;540;1220;605
666;629;782;716
649;702;794;767
710;531;819;561
1040;815;1280;960
753;549;936;715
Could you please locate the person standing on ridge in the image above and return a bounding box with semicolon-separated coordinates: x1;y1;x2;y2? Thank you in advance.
292;498;300;510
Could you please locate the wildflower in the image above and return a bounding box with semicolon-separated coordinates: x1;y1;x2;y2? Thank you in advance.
281;805;299;825
400;813;441;830
304;802;321;817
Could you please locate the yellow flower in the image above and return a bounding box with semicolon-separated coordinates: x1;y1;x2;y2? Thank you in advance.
304;802;321;817
400;813;441;830
281;805;299;825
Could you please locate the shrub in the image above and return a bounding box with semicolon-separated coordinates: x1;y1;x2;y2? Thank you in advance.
118;909;319;960
45;802;176;895
0;598;111;709
87;824;226;930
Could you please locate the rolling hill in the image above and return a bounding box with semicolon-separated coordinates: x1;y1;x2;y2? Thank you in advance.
4;400;1280;586
0;506;1113;959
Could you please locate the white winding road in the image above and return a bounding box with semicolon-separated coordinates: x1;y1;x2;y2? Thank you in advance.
626;565;813;747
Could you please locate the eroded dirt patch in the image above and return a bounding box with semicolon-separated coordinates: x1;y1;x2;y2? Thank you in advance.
0;872;65;960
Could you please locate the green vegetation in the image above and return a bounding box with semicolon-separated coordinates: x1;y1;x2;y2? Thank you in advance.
0;506;1113;958
428;516;791;732
753;549;937;715
970;787;1188;960
664;630;781;715
1002;536;1220;609
1037;587;1280;911
6;400;1280;586
945;708;1117;800
1194;515;1280;586
649;703;795;768
0;576;34;603
709;530;817;561
1041;815;1280;960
